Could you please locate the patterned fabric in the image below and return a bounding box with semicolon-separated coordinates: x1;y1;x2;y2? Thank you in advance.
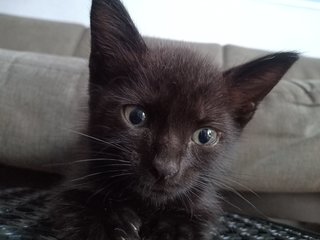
0;187;319;240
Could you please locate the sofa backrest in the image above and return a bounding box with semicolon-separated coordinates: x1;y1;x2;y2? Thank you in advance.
0;14;89;57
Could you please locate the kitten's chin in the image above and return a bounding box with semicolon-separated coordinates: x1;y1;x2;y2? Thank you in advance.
137;183;188;204
143;189;181;204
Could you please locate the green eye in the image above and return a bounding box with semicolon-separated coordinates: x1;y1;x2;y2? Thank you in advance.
192;128;219;145
123;105;146;127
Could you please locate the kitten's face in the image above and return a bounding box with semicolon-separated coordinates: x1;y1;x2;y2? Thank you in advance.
89;47;236;201
88;0;298;204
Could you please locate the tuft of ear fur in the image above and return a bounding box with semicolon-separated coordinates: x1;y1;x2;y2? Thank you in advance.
224;52;299;127
90;0;147;83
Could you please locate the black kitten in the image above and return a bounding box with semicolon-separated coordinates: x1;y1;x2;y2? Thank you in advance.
49;0;298;239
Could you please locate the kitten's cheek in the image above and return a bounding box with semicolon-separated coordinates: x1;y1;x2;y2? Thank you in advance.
130;151;140;165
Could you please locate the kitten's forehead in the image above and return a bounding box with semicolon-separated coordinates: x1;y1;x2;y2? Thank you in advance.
133;46;229;124
147;45;221;82
146;47;225;103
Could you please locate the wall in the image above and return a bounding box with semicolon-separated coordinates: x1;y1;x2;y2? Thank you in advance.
0;0;319;58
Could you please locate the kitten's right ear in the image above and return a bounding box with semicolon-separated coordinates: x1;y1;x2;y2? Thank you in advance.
224;52;299;128
90;0;147;76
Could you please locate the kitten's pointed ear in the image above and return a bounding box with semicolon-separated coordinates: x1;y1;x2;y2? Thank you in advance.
224;52;299;128
90;0;147;75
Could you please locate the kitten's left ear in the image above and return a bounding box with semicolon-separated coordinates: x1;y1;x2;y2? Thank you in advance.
90;0;147;76
224;52;299;128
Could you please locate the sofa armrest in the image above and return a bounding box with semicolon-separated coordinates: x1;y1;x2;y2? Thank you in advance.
0;48;88;172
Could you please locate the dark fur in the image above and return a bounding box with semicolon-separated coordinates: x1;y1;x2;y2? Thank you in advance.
49;0;299;239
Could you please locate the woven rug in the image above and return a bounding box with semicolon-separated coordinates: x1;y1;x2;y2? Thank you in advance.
0;187;319;240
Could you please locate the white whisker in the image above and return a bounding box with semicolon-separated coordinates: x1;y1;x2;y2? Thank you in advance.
108;173;134;179
70;172;108;182
65;129;132;154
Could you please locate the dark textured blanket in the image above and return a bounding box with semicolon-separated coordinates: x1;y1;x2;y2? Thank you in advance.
0;187;319;240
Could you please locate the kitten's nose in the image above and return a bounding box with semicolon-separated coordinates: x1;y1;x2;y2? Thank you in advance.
152;159;179;180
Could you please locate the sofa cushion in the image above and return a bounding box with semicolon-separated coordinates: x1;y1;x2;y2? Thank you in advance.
0;48;88;171
231;78;320;192
73;28;91;59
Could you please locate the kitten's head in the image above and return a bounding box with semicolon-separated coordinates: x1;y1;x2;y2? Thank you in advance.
87;0;298;204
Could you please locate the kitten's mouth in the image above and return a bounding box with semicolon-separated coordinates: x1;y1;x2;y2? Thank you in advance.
147;180;187;200
151;183;177;194
136;172;189;201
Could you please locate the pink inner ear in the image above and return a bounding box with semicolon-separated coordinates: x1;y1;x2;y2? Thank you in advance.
230;89;264;127
247;102;256;111
238;101;256;118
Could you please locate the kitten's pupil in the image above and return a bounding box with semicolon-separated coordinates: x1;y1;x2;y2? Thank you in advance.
129;107;146;125
198;129;213;144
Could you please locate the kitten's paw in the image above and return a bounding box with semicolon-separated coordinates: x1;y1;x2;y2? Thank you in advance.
145;217;197;240
106;207;142;240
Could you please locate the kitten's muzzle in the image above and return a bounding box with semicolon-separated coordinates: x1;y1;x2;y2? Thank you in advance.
152;158;180;180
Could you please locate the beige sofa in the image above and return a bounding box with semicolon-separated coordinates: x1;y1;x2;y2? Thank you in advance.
0;14;319;227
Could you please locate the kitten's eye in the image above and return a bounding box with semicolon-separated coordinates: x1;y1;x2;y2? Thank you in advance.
192;128;219;145
123;105;146;127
